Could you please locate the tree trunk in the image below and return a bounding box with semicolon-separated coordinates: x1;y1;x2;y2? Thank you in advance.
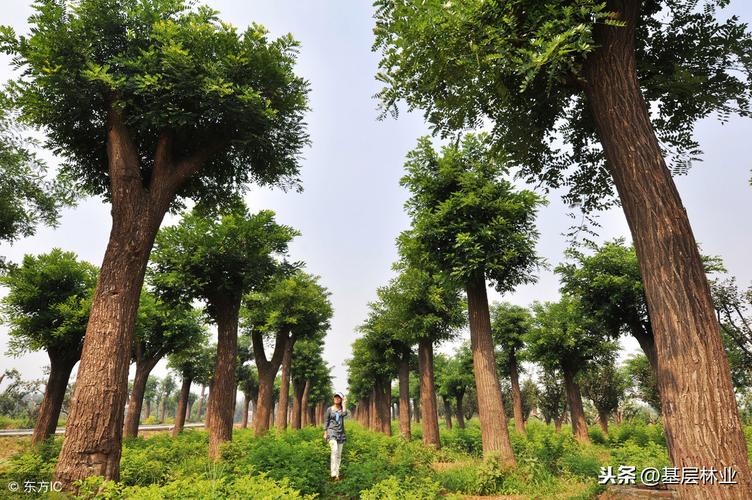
631;321;659;374
398;351;412;440
291;379;305;430
413;398;421;423
206;297;240;459
598;409;609;437
275;335;294;432
465;273;515;464
377;378;392;436
582;2;752;496
186;400;193;422
455;393;465;429
418;337;440;448
562;367;590;444
301;380;311;427
509;355;526;435
33;355;77;444
442;397;453;431
369;389;377;431
196;385;206;421
144;401;151;420
159;396;166;422
554;416;562;433
172;376;192;437
360;397;370;427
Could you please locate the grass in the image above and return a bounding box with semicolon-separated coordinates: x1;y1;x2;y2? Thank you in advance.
0;418;685;499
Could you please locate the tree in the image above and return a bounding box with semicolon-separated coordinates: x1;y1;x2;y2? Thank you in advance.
399;133;544;461
290;335;327;430
167;338;212;436
1;0;309;484
538;369;567;432
236;363;258;430
491;302;532;435
712;276;752;387
243;269;332;436
520;378;538;424
581;356;630;435
374;2;752;493
625;354;661;412
151;204;297;457
440;343;474;430
142;376;158;421
124;291;206;438
0;249;97;443
157;375;176;422
0;93;72;245
557;241;656;371
527;297;614;443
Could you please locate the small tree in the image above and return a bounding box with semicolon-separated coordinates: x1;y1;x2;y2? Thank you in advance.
520;378;538;424
125;292;205;437
526;297;614;443
491;302;532;435
0;249;97;443
290;335;327;430
625;354;661;412
400;133;544;461
151;204;297;456
167;338;212;436
157;375;176;422
538;369;567;432
2;0;309;483
142;376;159;421
581;356;630;435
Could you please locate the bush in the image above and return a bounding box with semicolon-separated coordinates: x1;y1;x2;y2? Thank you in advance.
360;475;442;500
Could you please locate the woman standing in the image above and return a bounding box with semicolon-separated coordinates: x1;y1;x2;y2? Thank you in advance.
323;392;348;480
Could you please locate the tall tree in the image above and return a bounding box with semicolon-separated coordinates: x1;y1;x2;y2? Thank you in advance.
243;270;332;436
491;302;532;435
439;344;474;430
399;133;544;461
0;250;96;443
151;204;297;457
374;2;752;493
290;335;327;430
125;292;205;438
526;297;614;443
167;338;212;436
1;0;309;484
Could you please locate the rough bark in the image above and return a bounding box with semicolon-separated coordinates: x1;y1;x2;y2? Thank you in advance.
509;355;526;435
455;393;465;429
291;379;305;430
33;355;77;444
206;297;240;459
398;351;412;440
376;377;392;436
418;337;440;448
275;335;294;432
562;367;590;444
582;2;752;496
465;273;515;464
413;398;421;423
54;109;218;488
172;376;192;437
252;330;287;436
124;358;159;438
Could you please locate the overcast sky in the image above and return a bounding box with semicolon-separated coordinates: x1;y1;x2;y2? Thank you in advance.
2;1;752;399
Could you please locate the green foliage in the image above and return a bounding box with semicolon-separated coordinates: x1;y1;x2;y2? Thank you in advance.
399;134;544;290
0;92;73;243
151;203;298;320
360;475;442;500
374;0;752;210
580;355;630;418
624;353;661;411
0;249;97;357
2;0;310;205
490;302;531;377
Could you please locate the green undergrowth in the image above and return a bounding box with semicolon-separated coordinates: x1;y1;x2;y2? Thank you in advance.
0;419;692;499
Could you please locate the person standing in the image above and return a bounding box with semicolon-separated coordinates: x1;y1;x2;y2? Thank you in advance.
323;392;348;480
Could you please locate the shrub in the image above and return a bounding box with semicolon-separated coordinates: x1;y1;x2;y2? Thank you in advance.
360;475;442;500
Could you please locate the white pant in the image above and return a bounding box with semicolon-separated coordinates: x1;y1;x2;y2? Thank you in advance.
328;439;343;477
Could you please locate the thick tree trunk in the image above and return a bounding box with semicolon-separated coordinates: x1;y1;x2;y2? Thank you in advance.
442;397;453;431
275;335;294;432
398;352;412;440
360;397;370;427
301;380;311;427
582;2;752;496
509;356;526;435
377;378;392;436
369;389;377;431
598;409;609;437
554;416;562;433
206;298;240;459
251;330;286;436
33;355;77;444
317;401;325;426
418;337;440;448
186;400;193;422
455;393;465;429
173;376;192;437
413;398;421;423
631;321;659;374
562;368;590;444
465;274;515;464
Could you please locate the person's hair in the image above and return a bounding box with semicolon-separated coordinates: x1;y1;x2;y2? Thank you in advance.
333;394;342;410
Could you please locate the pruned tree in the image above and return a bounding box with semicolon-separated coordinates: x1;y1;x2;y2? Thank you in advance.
0;249;96;443
157;375;176;423
374;1;752;491
399;133;544;462
1;0;309;484
150;203;297;457
581;356;630;435
167;337;212;436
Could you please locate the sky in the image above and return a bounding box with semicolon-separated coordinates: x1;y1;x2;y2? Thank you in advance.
2;1;752;400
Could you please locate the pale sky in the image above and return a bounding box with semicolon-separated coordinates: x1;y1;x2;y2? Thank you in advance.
2;1;752;399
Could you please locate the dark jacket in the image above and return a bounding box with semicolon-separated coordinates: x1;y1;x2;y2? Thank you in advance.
324;406;348;443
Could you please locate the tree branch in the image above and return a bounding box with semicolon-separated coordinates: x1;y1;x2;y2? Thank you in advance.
106;101;143;205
